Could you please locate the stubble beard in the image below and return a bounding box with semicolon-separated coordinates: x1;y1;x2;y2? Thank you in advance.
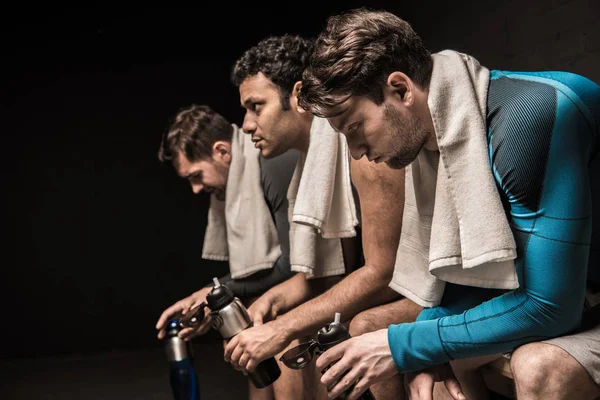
383;104;428;170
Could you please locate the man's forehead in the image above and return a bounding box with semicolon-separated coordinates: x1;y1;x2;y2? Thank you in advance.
240;74;278;101
240;92;262;107
174;152;200;177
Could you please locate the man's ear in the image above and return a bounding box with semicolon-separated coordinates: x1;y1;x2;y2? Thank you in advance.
385;71;415;106
213;140;232;163
291;81;307;114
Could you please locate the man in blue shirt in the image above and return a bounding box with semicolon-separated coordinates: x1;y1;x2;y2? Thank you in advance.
298;7;600;400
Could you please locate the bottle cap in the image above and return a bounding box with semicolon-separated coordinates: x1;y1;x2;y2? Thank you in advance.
166;319;180;338
206;277;235;310
317;312;349;349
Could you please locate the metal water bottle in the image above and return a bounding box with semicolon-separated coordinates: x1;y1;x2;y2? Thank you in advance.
181;277;281;388
164;319;201;400
317;313;375;400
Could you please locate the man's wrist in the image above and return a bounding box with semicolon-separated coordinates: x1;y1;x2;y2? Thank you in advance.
271;313;296;342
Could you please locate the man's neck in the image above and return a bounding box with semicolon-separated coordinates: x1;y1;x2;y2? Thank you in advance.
424;129;438;151
294;114;313;154
422;90;439;151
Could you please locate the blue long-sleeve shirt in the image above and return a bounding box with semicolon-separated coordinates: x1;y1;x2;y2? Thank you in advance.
388;70;600;373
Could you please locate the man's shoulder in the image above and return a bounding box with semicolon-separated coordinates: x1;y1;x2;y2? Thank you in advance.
259;150;300;197
259;150;300;176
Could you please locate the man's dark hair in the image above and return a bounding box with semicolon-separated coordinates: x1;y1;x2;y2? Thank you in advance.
231;35;314;110
158;104;233;164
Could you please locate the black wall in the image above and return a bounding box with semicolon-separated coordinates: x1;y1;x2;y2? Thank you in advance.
2;1;598;359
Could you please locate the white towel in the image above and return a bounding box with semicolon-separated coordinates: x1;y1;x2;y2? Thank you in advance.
201;124;281;279
288;117;358;278
389;50;519;308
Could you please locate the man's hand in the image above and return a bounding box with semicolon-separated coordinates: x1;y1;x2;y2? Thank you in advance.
405;363;465;400
223;320;290;373
247;295;276;326
156;286;212;340
315;329;397;400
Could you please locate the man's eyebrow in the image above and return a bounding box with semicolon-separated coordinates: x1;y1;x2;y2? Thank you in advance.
328;106;352;133
242;96;259;108
183;170;201;179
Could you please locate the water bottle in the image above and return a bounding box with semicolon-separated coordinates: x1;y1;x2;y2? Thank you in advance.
180;277;281;388
317;313;375;399
164;319;201;400
279;312;375;399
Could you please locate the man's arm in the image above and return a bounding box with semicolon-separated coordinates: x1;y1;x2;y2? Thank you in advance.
246;272;343;325
270;158;404;337
223;158;406;373
216;258;293;299
388;78;596;372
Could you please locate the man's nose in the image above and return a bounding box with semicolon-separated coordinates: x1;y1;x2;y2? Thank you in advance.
348;143;367;160
191;183;204;194
242;115;256;135
345;135;367;160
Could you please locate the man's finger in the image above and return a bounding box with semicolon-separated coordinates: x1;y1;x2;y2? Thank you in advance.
413;383;434;400
406;372;434;400
181;299;201;316
178;327;195;339
246;357;258;373
223;336;238;361
440;363;465;400
156;303;181;329
238;353;250;371
179;317;212;340
229;343;245;367
327;365;362;399
252;314;263;327
443;377;465;400
347;375;371;400
315;341;349;372
321;354;354;388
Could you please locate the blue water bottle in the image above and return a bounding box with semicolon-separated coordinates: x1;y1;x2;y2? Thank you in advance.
165;319;201;400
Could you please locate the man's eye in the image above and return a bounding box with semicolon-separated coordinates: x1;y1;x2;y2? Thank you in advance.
347;123;360;135
253;103;262;113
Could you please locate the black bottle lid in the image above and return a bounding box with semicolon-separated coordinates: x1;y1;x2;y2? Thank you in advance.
206;277;235;311
317;313;350;351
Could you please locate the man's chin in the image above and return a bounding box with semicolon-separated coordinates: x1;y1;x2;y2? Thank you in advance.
260;146;282;159
385;157;412;170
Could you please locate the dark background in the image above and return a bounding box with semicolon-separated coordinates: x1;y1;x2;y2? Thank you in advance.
1;0;599;360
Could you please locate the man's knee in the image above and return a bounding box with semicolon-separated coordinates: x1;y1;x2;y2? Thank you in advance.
348;309;382;337
510;342;576;395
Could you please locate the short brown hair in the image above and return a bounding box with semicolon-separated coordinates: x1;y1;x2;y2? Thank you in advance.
158;104;233;164
299;8;433;117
